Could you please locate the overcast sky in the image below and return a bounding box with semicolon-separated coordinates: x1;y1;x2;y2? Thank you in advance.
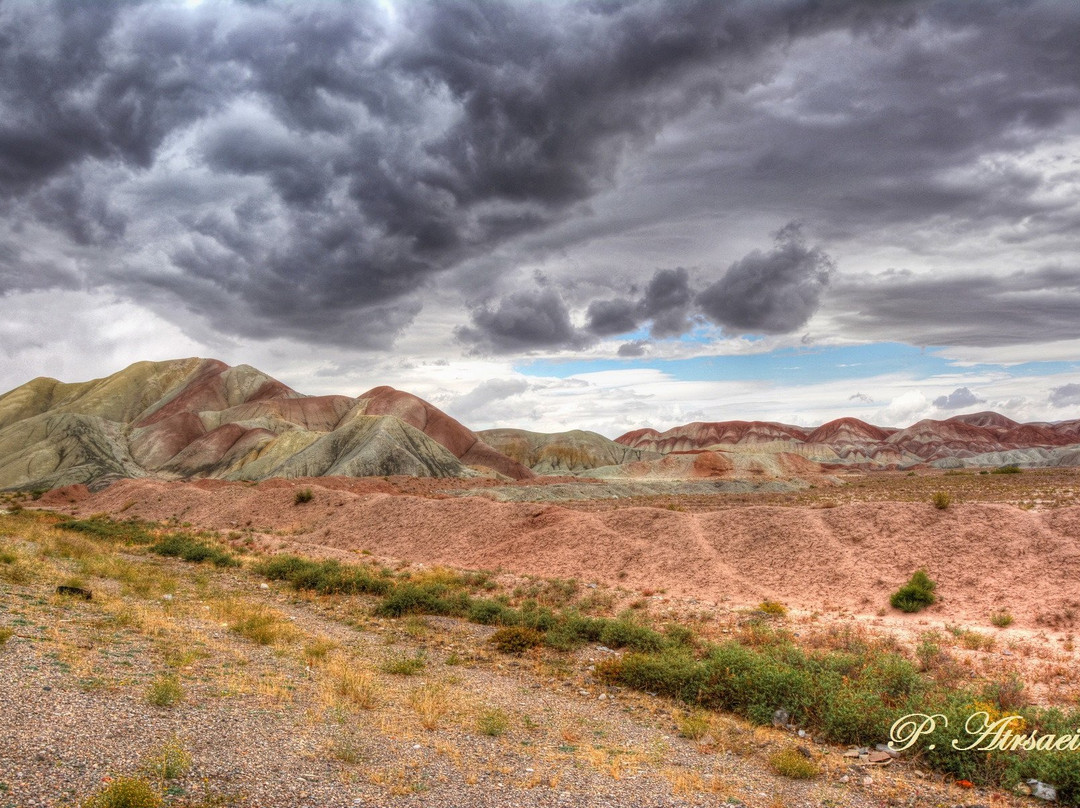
1;0;1079;436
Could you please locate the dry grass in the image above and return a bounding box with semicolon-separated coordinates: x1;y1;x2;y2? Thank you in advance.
322;653;378;710
408;682;450;730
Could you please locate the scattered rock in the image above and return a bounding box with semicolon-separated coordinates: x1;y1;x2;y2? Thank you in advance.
867;751;892;764
1027;780;1057;801
772;709;790;728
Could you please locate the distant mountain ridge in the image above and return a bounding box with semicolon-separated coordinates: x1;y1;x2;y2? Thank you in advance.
1;358;1078;492
614;411;1080;467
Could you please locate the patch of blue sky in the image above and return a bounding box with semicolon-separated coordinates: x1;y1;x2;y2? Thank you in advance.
517;342;1077;385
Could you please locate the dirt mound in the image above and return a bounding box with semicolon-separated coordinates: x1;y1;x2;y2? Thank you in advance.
52;478;1080;626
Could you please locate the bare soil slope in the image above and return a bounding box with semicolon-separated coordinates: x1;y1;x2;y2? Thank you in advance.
55;477;1080;627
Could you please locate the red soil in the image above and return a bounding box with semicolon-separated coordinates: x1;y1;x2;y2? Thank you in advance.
50;477;1080;628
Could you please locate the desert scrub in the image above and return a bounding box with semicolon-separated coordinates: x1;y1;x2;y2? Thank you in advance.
757;600;788;617
476;708;510;737
931;491;951;510
380;651;427;675
0;626;13;645
990;611;1015;628
408;683;450;730
890;570;937;613
141;736;191;781
82;776;162;808
146;674;184;708
769;747;818;779
227;604;295;646
675;710;711;740
991;464;1022;474
323;655;379;710
293;488;314;504
489;626;544;656
254;554;391;597
149;534;238;567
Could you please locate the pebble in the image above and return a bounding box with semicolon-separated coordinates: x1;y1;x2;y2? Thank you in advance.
862;775;873;786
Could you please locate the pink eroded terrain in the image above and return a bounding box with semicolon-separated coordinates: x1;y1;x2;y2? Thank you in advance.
46;476;1080;627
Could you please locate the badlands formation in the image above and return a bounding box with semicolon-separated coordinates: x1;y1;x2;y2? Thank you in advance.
2;357;1079;493
5;357;1080;626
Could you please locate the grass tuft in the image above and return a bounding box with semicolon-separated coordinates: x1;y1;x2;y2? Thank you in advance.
82;777;162;808
146;674;184;708
769;747;818;779
890;570;937;613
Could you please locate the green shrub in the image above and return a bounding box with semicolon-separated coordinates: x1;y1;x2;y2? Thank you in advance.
82;777;162;808
146;674;183;708
294;488;314;504
0;627;12;646
477;708;510;737
468;599;516;626
991;464;1022;474
58;517;157;545
758;600;788;617
149;535;239;567
597;618;666;653
769;747;818;779
890;570;937;613
489;626;544;655
254;555;391;596
375;582;470;618
990;611;1014;628
675;710;711;740
142;736;191;781
931;491;951;510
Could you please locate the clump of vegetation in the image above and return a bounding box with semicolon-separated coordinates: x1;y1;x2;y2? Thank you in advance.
146;674;184;708
142;736;191;782
82;777;162;808
293;488;314;504
757;601;788;617
229;607;291;646
675;710;711;740
149;534;239;567
991;464;1022;474
890;570;937;613
408;683;449;730
769;747;818;779
254;554;391;597
325;655;378;710
0;627;13;646
380;651;427;676
489;626;544;655
57;517;158;545
477;708;510;737
990;611;1015;628
931;491;951;510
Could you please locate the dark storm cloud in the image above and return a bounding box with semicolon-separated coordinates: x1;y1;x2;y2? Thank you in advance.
933;387;984;410
1049;384;1080;409
697;224;834;335
0;0;927;346
585;267;693;339
832;266;1080;347
1;0;1079;353
456;288;593;354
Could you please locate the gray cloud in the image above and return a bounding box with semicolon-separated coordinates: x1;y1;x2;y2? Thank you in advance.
697;224;834;334
0;0;1078;359
832;265;1080;347
849;392;873;404
456;288;592;354
1049;384;1080;409
585;267;693;339
618;340;649;358
933;386;984;410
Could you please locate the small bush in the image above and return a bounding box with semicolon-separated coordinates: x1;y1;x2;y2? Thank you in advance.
890;570;937;613
58;517;158;545
0;627;12;646
758;601;788;617
769;747;818;779
468;598;516;626
230;610;287;645
477;708;510;737
931;491;951;510
142;736;191;781
82;777;162;808
294;488;314;504
375;582;469;618
991;464;1022;474
990;611;1014;628
149;535;239;567
675;710;711;740
380;651;426;675
408;683;449;730
146;674;183;708
254;555;391;597
490;626;544;655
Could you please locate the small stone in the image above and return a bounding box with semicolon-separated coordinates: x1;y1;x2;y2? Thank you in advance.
260;583;270;590
868;751;892;764
772;709;790;728
796;746;813;759
598;693;607;701
797;729;806;738
842;749;860;759
162;594;173;601
874;743;900;759
862;775;873;786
